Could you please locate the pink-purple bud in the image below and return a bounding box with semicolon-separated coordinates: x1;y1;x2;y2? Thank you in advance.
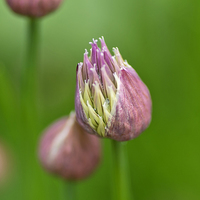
38;112;101;181
6;0;62;18
75;37;152;141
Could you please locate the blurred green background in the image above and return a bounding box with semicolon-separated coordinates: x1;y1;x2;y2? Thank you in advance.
0;0;200;199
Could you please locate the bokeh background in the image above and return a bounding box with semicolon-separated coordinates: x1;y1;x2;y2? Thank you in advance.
0;0;200;199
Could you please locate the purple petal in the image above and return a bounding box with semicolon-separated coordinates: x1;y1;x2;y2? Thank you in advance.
83;51;94;87
99;37;112;57
96;49;101;73
103;49;115;72
99;52;114;82
101;66;116;97
90;67;103;96
77;63;85;92
89;39;99;65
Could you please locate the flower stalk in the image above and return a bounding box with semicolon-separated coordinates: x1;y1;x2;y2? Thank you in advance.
26;18;40;74
19;18;41;199
21;18;40;135
22;18;40;104
64;181;76;200
112;141;132;200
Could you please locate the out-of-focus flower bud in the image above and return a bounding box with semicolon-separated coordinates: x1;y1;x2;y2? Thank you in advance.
6;0;63;18
75;37;152;141
0;142;10;187
38;112;101;181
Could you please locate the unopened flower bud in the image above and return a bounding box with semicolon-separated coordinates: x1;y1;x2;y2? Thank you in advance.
38;112;101;181
6;0;62;18
75;37;152;141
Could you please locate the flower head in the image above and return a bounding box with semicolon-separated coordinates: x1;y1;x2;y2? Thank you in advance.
75;37;152;141
6;0;62;18
38;112;101;180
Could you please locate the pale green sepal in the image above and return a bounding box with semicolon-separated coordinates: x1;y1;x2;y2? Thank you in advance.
84;80;93;106
102;101;112;124
87;101;99;126
93;81;105;116
80;91;89;118
88;118;97;130
97;116;106;137
107;85;117;109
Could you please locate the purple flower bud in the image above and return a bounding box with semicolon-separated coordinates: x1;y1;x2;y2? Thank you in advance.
75;37;152;141
38;112;101;181
6;0;62;18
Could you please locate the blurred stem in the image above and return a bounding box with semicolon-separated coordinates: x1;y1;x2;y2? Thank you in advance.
112;141;132;200
26;18;40;75
20;18;40;199
64;182;76;200
21;18;40;133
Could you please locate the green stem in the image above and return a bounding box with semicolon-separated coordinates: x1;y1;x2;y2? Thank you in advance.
21;18;40;134
20;18;40;199
22;18;40;91
26;18;40;72
64;182;76;200
112;141;132;200
20;18;40;200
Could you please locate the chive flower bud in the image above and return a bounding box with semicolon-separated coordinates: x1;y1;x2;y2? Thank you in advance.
6;0;62;18
38;112;101;181
75;37;152;141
